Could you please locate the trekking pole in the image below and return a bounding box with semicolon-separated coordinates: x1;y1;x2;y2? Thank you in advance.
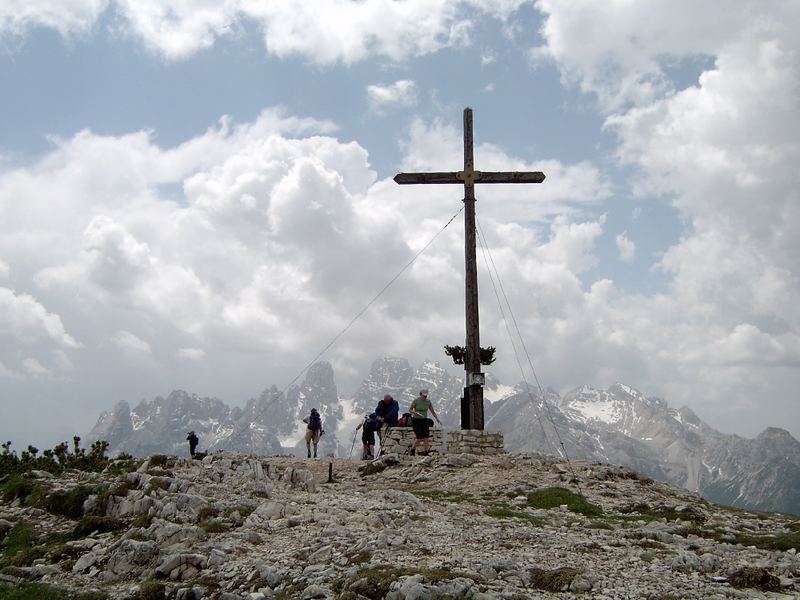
348;430;358;460
377;425;386;458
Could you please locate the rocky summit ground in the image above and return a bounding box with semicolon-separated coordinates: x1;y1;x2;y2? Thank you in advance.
1;451;799;599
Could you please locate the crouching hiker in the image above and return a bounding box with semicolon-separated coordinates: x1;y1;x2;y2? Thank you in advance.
186;431;199;457
409;389;441;456
375;394;399;431
302;408;324;458
355;413;380;460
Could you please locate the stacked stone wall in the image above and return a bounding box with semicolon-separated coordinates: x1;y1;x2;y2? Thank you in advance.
379;427;444;455
446;430;505;455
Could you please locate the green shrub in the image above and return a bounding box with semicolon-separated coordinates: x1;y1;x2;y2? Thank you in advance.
335;565;472;599
145;477;171;492
484;504;543;526
1;476;42;505
105;456;140;476
73;516;124;537
619;503;706;525
138;581;165;600
358;462;389;477
0;522;37;567
132;514;154;529
410;489;474;503
147;455;168;468
44;486;93;518
0;582;107;599
223;505;255;519
526;487;602;517
733;531;800;551
199;519;229;534
196;506;217;521
528;567;581;592
0;438;110;478
729;567;781;591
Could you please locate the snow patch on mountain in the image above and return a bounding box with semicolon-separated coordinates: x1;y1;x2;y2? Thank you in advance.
278;421;308;447
485;383;516;403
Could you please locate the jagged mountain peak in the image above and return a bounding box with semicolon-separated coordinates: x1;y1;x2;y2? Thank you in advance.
608;382;645;399
756;426;800;446
672;405;703;427
84;359;800;514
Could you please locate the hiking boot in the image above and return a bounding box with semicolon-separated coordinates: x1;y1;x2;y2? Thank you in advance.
313;452;317;458
307;450;311;458
409;448;416;456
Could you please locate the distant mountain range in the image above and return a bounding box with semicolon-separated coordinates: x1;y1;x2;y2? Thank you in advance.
87;357;800;514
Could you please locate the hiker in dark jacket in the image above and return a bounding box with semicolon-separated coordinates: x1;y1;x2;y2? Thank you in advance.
375;394;399;429
186;431;199;457
302;408;324;458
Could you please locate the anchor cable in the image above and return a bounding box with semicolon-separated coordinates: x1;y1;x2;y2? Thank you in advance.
476;218;583;492
475;227;553;453
218;206;465;452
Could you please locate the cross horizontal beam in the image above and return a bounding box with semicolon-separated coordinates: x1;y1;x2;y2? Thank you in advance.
394;171;545;185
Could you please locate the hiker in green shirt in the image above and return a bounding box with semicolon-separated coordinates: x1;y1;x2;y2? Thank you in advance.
409;389;441;456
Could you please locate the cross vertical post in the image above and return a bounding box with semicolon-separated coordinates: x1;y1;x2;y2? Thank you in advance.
394;107;545;431
462;108;484;430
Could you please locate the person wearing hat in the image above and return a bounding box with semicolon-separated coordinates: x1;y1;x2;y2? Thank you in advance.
408;389;441;456
186;431;199;457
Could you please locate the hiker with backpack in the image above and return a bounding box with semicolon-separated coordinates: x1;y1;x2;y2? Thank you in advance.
186;431;199;457
355;413;380;460
409;389;441;456
302;408;324;458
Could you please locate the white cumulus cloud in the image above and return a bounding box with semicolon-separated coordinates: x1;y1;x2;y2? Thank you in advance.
1;0;529;63
366;80;418;112
0;0;108;38
533;0;800;432
615;231;635;263
176;348;205;360
113;330;151;355
0;287;80;349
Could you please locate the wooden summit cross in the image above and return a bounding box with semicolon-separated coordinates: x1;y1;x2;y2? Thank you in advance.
394;107;545;431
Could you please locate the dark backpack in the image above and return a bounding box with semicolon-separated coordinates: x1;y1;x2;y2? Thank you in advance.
366;413;380;430
308;411;322;431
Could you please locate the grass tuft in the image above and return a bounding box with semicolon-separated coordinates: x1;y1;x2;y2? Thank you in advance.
484;504;543;526
43;486;93;518
729;566;782;591
0;522;38;567
73;516;124;537
526;487;602;517
138;580;165;600
1;477;43;505
733;531;800;551
410;489;474;504
358;462;389;477
619;503;706;525
0;582;107;599
528;567;581;592
335;565;476;599
147;455;168;468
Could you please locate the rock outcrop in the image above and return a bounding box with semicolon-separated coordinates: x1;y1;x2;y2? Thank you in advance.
1;451;798;599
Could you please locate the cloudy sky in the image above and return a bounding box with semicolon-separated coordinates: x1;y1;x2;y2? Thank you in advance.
1;0;798;448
